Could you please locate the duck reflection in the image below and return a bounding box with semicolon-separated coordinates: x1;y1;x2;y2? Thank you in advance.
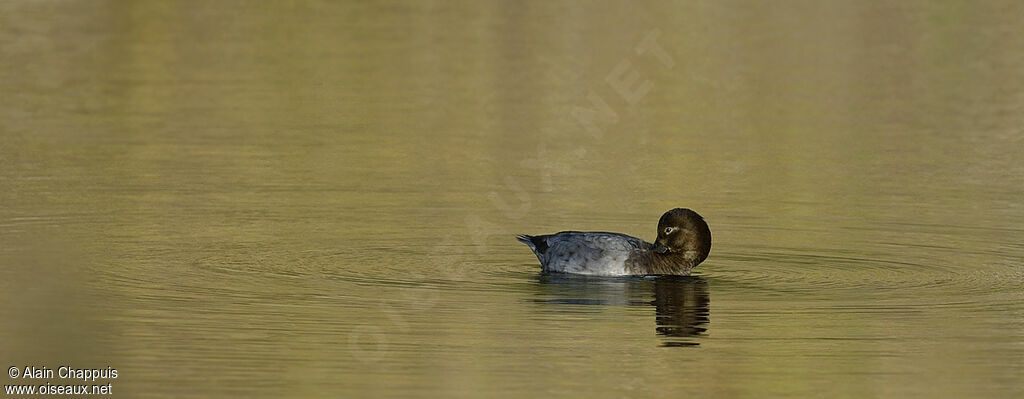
651;276;709;346
533;275;709;346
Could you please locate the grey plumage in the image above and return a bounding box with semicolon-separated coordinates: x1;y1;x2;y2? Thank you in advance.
517;232;650;275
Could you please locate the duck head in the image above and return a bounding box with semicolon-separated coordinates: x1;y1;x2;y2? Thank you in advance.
652;208;712;266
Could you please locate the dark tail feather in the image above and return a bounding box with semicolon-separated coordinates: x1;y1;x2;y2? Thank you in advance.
515;234;547;254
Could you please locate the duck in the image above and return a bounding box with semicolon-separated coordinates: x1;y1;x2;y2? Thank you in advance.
516;208;711;276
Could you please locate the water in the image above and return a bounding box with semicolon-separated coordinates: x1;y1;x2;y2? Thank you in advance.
2;1;1023;398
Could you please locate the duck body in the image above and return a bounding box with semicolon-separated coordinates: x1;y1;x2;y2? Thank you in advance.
517;208;712;277
516;232;651;276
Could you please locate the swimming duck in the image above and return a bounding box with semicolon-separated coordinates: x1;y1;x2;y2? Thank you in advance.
516;208;711;276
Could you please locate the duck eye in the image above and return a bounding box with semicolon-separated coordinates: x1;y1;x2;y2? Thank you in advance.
664;227;674;234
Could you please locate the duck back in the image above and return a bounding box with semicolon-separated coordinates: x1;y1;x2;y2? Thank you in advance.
517;232;650;276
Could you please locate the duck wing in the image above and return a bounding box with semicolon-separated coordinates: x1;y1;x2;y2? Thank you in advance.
518;231;651;275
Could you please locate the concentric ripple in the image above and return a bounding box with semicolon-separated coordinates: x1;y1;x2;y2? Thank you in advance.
708;221;1024;313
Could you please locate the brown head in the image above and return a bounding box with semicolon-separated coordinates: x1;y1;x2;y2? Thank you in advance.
651;208;712;267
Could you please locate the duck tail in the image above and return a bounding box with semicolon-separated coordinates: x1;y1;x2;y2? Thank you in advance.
515;234;548;255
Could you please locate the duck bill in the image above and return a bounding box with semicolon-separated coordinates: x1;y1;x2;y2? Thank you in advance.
652;241;671;254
